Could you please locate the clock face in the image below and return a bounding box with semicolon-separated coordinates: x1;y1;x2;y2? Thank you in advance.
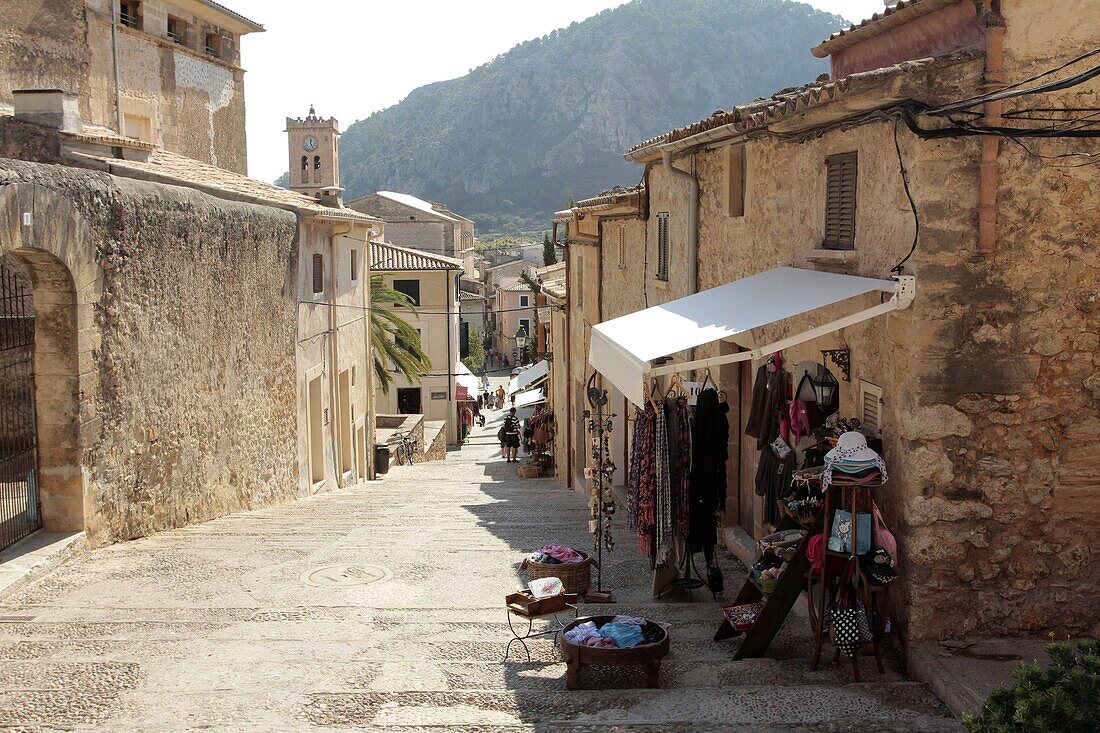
303;136;318;152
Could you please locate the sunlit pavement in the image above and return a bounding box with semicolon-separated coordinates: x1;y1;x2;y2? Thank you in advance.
0;414;959;731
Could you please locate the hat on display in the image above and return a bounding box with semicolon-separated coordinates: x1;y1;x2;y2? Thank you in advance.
825;431;880;464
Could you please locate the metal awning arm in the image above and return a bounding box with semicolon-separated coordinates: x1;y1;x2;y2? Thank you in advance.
648;276;914;378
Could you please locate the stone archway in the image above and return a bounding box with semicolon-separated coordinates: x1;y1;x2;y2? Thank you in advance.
0;183;103;538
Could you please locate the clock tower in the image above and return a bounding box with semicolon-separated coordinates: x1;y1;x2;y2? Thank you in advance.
286;106;343;206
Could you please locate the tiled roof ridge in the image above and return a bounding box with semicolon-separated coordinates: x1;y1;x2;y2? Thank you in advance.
625;49;982;159
812;0;958;58
370;241;463;270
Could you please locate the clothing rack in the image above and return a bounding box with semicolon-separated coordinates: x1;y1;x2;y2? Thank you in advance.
656;547;714;600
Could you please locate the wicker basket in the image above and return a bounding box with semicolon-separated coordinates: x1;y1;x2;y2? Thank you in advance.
521;550;595;595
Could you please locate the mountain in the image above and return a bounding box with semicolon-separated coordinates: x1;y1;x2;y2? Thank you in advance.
335;0;844;233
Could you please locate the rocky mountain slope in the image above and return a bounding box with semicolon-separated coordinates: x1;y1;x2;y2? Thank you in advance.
335;0;844;232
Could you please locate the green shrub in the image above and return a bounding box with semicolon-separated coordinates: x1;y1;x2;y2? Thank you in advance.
964;641;1099;733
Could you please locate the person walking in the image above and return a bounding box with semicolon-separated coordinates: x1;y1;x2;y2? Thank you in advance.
496;385;505;410
502;408;521;463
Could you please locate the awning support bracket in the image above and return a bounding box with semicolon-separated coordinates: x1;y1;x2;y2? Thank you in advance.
648;276;914;378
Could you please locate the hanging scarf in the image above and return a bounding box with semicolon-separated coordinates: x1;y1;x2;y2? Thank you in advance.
674;396;692;541
628;405;646;532
654;403;672;564
636;402;657;558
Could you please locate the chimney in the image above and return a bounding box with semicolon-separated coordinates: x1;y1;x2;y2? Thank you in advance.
12;89;83;133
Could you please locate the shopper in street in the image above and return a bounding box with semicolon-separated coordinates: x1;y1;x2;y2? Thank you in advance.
496;385;506;409
502;408;521;462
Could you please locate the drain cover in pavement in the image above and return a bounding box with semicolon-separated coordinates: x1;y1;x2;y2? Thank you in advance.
300;564;390;587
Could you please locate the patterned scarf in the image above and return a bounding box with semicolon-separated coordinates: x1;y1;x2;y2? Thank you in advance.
627;405;646;532
674;396;692;543
654;404;672;564
635;403;657;557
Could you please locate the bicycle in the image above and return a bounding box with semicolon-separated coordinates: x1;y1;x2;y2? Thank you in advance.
393;432;417;466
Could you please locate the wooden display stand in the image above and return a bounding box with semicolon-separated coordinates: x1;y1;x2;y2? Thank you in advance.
806;480;892;681
714;510;822;658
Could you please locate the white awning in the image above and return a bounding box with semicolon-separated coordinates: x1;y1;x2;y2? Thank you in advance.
513;388;546;409
508;360;549;394
455;362;480;395
588;267;913;406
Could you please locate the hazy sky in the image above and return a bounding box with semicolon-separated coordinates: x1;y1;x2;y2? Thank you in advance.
232;1;887;182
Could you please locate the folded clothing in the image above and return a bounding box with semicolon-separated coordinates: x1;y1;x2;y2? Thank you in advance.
597;622;644;648
536;544;584;564
564;621;600;644
582;636;618;648
611;615;646;627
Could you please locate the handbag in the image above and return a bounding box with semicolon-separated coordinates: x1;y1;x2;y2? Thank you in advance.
871;502;898;566
829;509;871;555
824;558;873;658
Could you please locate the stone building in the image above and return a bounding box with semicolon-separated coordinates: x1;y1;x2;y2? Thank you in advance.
0;86;380;548
371;242;463;446
346;191;474;258
1;0;263;174
559;0;1099;651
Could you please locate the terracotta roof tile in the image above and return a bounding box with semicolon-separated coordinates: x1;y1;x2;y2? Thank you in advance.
68;140;379;224
624;50;981;161
812;0;958;58
371;242;463;271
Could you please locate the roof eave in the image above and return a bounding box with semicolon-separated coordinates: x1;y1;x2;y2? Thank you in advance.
811;0;956;58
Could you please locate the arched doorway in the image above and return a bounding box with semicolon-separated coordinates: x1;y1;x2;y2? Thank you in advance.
0;183;100;548
0;257;39;548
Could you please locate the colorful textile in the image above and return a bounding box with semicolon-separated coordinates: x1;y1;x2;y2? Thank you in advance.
636;403;657;558
627;406;647;533
581;636;618;648
536;545;583;564
564;621;600;644
674;396;692;542
597;622;644;648
654;404;672;565
611;615;647;626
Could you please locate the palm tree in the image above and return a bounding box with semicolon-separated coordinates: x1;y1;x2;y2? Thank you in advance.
370;273;431;393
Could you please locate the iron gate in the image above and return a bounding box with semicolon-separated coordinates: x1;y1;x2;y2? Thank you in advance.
0;262;39;551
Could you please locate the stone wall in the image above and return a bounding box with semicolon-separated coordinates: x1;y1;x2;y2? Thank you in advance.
0;1;250;173
0;159;299;545
682;38;1099;640
346;195;454;256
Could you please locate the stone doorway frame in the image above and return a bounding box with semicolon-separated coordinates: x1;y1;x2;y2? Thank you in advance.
1;184;104;537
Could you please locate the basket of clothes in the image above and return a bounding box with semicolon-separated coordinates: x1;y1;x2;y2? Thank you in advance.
560;614;670;690
520;545;595;595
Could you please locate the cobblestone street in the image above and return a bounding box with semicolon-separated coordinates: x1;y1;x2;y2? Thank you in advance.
0;413;960;732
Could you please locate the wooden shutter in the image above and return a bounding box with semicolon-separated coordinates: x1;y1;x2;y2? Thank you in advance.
728;145;746;217
657;212;670;280
860;380;883;434
312;253;323;294
617;224;626;268
824;153;857;249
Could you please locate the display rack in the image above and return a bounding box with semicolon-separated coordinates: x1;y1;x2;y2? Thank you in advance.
806;479;891;681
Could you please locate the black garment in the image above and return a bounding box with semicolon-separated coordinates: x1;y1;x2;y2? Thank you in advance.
689;388;730;556
744;365;788;445
503;415;521;436
754;445;795;525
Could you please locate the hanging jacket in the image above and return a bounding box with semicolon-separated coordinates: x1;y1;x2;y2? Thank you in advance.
689;388;730;553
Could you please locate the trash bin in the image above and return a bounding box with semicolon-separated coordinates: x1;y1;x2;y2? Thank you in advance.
374;443;391;475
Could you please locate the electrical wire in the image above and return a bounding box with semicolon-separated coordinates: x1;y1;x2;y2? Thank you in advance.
926;48;1100;116
890;118;920;276
298;300;564;316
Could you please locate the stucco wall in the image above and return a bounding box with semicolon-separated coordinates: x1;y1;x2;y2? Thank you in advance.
0;160;299;545
346;195;456;256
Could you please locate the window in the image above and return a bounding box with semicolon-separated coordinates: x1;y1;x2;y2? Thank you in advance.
312;253;324;294
655;212;670;281
350;249;359;282
728;145;746;217
460;321;470;358
204;32;222;59
859;379;883;434
518;318;531;336
617;224;626;268
119;1;142;29
166;15;186;44
824;152;858;250
519;295;530;307
393;279;420;306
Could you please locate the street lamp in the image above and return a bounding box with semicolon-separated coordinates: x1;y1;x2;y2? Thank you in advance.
514;326;529;365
